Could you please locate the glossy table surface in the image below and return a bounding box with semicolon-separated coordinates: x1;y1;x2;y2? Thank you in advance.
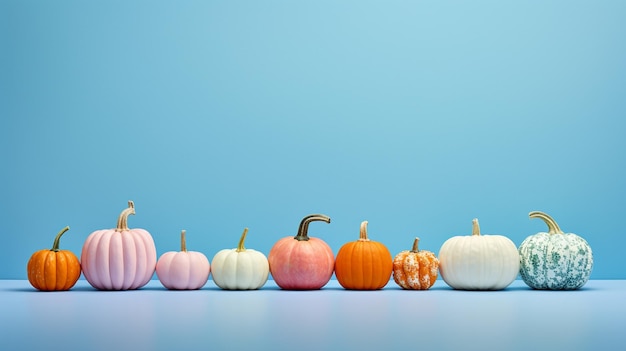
1;279;624;351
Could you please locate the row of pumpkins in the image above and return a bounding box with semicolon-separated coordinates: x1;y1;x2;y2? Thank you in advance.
27;201;593;292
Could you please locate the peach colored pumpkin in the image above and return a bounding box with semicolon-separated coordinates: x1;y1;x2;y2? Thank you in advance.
268;214;334;290
81;201;157;290
156;230;210;290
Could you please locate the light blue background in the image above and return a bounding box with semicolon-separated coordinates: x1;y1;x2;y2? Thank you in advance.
2;0;625;279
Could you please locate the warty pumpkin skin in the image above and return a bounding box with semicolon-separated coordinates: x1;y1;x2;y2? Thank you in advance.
392;237;439;290
438;219;519;290
268;214;334;290
334;221;393;290
81;201;157;290
211;228;270;290
27;226;81;291
519;211;593;290
156;230;210;290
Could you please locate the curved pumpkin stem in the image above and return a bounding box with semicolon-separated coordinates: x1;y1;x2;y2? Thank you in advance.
180;230;187;252
116;200;136;232
294;214;331;241
51;226;70;252
529;211;564;234
236;228;249;252
472;218;481;236
411;237;420;252
359;221;371;241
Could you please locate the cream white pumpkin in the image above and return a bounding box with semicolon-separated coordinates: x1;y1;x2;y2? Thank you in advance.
438;219;520;290
211;228;269;290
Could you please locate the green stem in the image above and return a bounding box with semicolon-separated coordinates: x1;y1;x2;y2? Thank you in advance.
410;237;420;252
529;211;563;234
180;230;187;252
236;228;249;252
472;218;481;236
116;200;136;232
359;221;370;241
294;214;331;241
51;226;70;252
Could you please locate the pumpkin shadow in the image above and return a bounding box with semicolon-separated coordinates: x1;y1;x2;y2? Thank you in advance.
522;286;598;292
3;286;97;293
4;287;45;293
71;286;222;292
262;287;343;292
444;287;530;292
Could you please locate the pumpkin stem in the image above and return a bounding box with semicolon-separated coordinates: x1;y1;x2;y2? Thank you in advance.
51;226;70;252
180;230;187;252
472;218;481;236
529;211;564;234
294;214;331;241
236;228;249;252
411;237;420;252
359;221;371;241
116;200;136;232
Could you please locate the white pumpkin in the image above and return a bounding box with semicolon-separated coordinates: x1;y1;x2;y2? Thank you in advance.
211;228;270;290
438;219;520;290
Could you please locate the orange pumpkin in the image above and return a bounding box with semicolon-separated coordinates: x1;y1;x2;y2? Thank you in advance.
392;237;439;290
334;220;393;290
27;226;81;291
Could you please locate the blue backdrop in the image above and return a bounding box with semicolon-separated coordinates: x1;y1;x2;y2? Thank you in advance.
2;0;625;279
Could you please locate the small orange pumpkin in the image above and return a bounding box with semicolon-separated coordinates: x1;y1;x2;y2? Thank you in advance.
392;237;439;290
334;221;393;290
27;226;81;291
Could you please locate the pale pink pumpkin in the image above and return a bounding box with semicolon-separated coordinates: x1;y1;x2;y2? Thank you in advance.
268;214;334;290
81;201;157;290
156;230;210;290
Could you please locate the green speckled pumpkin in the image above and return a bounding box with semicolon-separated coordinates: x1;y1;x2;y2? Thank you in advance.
519;211;593;290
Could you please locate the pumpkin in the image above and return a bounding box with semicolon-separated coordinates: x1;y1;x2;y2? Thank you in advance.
438;218;519;290
156;230;210;290
518;211;593;290
334;221;393;290
268;214;334;290
81;200;157;290
27;226;81;291
392;237;439;290
211;228;269;290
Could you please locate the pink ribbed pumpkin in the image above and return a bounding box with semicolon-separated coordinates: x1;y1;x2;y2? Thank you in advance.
81;201;157;290
156;230;210;290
